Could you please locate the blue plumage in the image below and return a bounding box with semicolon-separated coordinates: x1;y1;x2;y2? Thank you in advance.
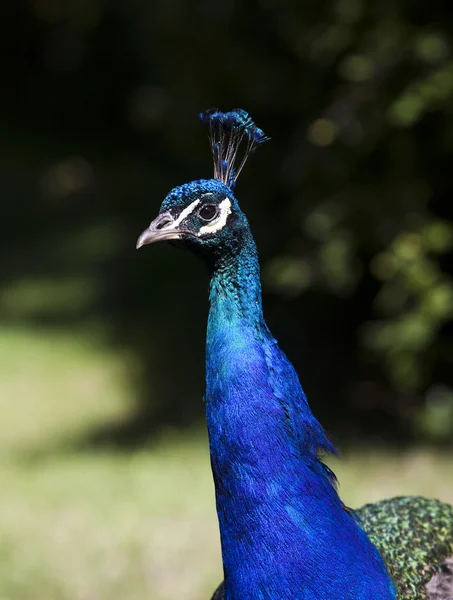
203;205;396;598
136;110;452;600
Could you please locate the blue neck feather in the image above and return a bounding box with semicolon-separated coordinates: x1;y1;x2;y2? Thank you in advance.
204;212;396;600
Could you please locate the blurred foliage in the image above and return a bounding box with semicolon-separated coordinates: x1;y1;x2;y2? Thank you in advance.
1;0;453;443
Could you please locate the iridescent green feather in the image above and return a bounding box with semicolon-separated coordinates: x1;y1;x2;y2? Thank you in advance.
357;496;453;599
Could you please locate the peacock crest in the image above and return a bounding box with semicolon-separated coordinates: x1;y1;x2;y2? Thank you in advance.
200;108;269;189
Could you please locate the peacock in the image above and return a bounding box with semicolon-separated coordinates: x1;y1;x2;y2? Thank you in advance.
136;108;453;600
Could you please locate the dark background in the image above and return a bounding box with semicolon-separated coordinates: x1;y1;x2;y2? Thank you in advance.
2;0;453;447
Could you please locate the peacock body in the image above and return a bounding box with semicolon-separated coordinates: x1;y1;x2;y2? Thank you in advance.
137;109;453;600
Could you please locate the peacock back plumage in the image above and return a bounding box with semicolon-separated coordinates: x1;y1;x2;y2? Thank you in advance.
358;496;453;599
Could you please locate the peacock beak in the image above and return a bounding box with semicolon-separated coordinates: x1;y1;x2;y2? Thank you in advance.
136;212;185;249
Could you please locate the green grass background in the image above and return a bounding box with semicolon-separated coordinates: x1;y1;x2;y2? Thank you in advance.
1;327;452;600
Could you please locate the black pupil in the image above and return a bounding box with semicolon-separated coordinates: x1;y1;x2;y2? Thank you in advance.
199;204;217;221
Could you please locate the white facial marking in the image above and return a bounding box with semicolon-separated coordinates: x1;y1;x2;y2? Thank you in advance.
198;198;232;236
198;198;231;236
149;195;232;237
173;199;201;227
150;199;201;230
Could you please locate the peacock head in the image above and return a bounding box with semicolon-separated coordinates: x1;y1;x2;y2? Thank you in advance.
136;109;268;262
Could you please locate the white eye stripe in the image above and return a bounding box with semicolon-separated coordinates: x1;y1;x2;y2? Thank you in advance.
169;199;201;227
198;198;232;236
153;196;232;236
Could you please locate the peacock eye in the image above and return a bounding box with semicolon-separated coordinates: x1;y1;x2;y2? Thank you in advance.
198;204;218;222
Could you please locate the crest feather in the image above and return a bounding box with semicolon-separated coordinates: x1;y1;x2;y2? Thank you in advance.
200;108;269;189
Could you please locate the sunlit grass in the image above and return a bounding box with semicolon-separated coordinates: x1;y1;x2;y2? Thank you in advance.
0;443;222;600
0;326;452;600
0;327;133;455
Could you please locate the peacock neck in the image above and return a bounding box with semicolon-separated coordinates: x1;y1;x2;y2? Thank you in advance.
207;228;264;328
204;228;396;600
